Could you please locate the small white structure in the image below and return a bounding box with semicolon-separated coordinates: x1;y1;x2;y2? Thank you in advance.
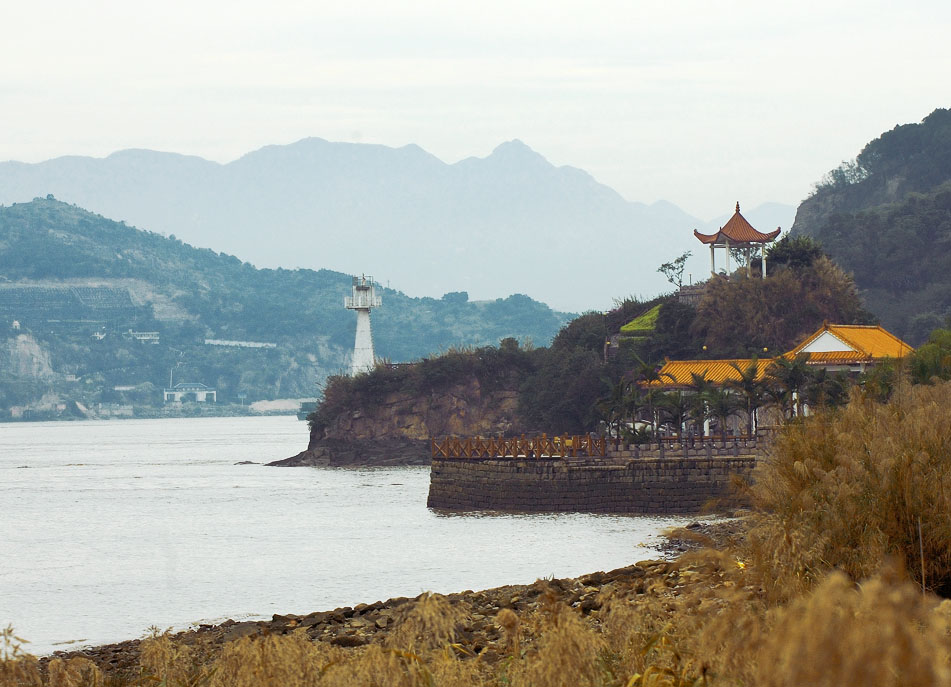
204;339;277;349
128;330;160;344
164;382;216;404
344;275;382;376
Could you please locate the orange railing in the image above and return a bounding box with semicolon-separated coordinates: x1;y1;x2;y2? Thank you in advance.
431;434;606;459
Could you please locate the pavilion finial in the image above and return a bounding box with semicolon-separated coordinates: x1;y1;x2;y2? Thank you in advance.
735;201;740;213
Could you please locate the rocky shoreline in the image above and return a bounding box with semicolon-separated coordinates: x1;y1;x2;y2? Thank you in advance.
38;563;667;678
39;520;741;679
267;437;431;467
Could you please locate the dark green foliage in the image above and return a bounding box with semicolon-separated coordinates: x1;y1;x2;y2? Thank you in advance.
766;235;824;271
550;311;607;353
636;300;701;363
908;326;951;384
801;185;951;344
604;296;663;334
518;346;605;434
794;110;951;344
807;108;951;217
691;257;874;357
441;291;469;304
803;367;851;410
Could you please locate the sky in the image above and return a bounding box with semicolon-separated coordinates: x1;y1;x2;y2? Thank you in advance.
3;0;950;220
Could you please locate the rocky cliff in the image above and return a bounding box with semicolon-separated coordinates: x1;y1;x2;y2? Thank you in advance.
4;333;56;380
273;376;525;467
315;377;521;442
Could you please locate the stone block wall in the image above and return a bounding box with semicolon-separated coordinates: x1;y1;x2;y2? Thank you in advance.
427;452;759;515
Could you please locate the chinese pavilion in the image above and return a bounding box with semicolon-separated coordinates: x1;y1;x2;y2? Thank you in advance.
694;202;781;277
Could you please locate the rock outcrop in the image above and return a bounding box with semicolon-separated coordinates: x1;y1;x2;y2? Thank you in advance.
268;437;430;467
317;378;521;442
275;376;526;467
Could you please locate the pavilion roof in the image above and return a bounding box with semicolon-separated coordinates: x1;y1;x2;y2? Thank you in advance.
784;324;913;364
694;202;782;245
646;358;772;388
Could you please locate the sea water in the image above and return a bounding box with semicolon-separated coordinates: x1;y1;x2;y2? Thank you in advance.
0;416;688;655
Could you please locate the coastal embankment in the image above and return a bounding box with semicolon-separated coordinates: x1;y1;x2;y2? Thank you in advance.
427;436;763;514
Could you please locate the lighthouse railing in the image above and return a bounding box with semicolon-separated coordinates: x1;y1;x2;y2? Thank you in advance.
345;294;382;309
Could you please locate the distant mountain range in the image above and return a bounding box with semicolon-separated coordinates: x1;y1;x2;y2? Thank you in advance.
0;139;795;312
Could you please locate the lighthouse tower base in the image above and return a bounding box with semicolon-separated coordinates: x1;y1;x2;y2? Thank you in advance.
351;309;375;375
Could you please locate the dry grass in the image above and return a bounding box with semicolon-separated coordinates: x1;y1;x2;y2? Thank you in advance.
7;382;951;686
748;380;951;597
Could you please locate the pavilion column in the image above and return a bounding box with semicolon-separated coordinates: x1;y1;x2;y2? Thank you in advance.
746;246;752;277
724;238;731;274
709;243;715;276
761;247;767;278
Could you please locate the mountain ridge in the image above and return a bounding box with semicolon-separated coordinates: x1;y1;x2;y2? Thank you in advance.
0;139;794;311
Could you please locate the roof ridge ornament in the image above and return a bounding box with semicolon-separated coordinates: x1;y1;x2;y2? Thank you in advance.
736;201;740;213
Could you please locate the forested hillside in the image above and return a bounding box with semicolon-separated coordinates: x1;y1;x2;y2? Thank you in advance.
312;236;873;438
0;198;569;418
791;108;951;342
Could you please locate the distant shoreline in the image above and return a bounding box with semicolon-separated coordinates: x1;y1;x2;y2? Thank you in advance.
0;406;302;423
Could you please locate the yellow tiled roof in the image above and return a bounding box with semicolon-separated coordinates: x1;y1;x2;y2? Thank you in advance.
649;358;771;388
786;324;913;362
644;324;911;388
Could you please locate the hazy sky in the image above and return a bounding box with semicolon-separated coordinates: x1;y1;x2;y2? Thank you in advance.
3;1;950;219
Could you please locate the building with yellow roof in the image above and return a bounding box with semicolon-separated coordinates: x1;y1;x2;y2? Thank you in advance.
649;323;912;390
784;323;913;372
639;324;913;436
647;359;771;389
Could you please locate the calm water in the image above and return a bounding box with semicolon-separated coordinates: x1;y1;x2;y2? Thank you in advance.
0;416;688;655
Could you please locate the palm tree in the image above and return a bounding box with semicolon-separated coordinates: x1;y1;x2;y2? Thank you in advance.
765;353;811;419
623;382;646;441
657;389;689;437
632;355;665;434
726;358;767;436
596;377;628;444
803;367;850;410
705;387;740;440
686;370;715;436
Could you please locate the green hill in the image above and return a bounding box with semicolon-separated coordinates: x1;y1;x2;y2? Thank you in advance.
0;197;570;418
791;108;951;343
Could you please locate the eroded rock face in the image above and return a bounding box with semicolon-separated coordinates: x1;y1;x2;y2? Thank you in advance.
317;377;522;442
4;333;56;380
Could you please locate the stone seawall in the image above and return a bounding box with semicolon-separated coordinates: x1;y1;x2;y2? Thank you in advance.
427;448;759;514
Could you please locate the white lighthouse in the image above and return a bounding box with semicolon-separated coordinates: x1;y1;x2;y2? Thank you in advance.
345;275;382;376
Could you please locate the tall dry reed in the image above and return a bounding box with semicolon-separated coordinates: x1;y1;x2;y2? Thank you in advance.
748;380;951;597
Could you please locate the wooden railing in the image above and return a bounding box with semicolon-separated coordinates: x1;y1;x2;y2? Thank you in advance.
431;434;606;459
